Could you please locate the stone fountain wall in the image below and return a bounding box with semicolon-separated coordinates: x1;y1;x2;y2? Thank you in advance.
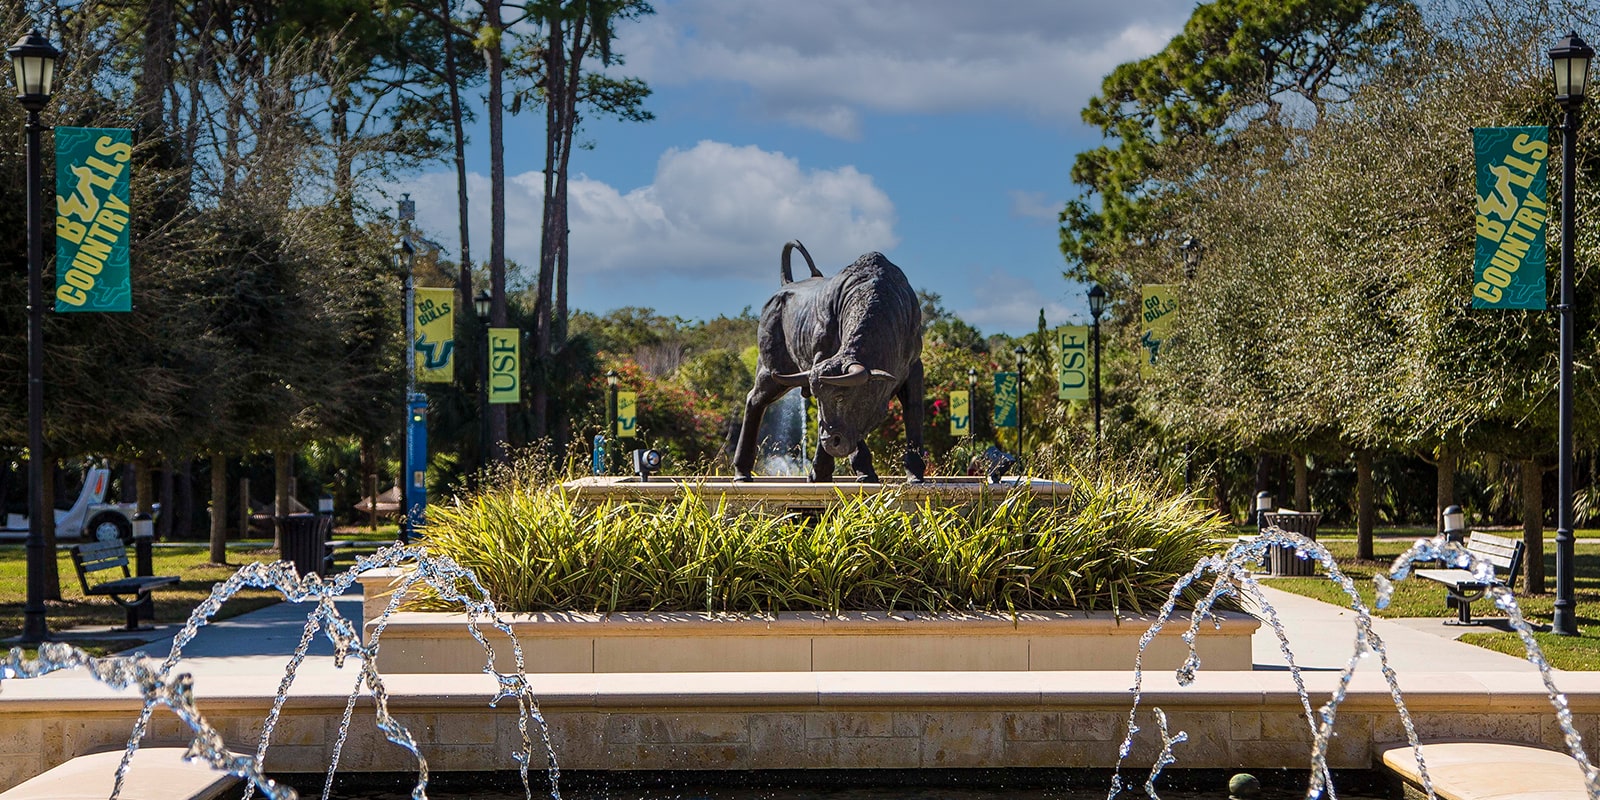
2;669;1599;790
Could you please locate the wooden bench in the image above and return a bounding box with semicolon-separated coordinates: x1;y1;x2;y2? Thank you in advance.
1414;532;1525;625
70;540;180;631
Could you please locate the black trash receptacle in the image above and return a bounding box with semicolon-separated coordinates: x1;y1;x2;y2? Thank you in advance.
1262;511;1322;577
278;513;331;576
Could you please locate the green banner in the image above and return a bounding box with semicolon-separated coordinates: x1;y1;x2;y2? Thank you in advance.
488;327;520;404
54;127;132;312
1057;325;1089;400
993;372;1018;428
617;391;638;438
949;390;971;436
1140;285;1176;376
414;288;455;383
1473;126;1549;309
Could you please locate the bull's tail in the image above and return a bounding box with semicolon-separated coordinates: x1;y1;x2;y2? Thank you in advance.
781;240;823;284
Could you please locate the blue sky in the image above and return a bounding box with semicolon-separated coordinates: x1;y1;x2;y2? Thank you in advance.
400;1;1195;336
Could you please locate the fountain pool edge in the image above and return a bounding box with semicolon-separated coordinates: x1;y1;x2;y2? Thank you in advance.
0;668;1593;791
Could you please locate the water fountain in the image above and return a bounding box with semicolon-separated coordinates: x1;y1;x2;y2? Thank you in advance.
755;389;809;477
1106;528;1600;800
2;546;561;800
3;528;1597;800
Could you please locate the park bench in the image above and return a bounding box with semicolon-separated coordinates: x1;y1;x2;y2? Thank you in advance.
1413;531;1525;625
69;540;180;631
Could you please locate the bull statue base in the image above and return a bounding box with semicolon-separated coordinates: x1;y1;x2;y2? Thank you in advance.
732;241;926;484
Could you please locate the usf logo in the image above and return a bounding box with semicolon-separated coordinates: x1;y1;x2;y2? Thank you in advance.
414;335;454;370
617;391;638;438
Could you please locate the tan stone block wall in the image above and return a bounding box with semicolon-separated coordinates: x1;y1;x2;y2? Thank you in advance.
6;681;1600;791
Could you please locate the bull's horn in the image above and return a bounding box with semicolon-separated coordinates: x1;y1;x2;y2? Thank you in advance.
817;363;869;387
781;240;822;285
772;370;810;387
868;369;898;382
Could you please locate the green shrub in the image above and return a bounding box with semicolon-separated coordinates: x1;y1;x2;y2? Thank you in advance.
416;468;1226;615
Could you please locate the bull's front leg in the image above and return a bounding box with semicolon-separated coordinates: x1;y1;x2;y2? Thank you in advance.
851;441;879;483
732;376;789;482
898;360;927;482
809;445;836;483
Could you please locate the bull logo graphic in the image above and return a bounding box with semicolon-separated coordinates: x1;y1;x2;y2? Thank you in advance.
1140;330;1162;365
414;335;453;369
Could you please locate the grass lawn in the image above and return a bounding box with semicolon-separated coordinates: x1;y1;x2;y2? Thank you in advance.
1263;532;1600;670
0;543;287;656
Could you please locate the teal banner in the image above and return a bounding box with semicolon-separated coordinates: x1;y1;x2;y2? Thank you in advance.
993;372;1018;429
55;127;133;312
1473;126;1548;309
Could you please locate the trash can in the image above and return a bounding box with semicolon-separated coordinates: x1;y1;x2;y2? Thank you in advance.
1262;511;1322;577
278;513;332;577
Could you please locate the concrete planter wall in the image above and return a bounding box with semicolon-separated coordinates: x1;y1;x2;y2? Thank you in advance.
358;569;1258;675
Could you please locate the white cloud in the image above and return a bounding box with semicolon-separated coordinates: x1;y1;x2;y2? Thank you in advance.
619;1;1188;135
1008;190;1061;223
954;266;1077;333
399;140;897;286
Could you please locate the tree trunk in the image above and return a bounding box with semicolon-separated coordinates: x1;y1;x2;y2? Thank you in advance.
157;460;175;540
442;0;473;322
484;0;512;458
1436;443;1456;532
136;0;174;135
1522;457;1546;594
135;459;154;517
531;17;564;446
361;439;378;531
41;451;59;601
210;454;228;565
1356;450;1374;559
1254;452;1273;504
175;459;193;540
1293;452;1309;511
274;450;292;550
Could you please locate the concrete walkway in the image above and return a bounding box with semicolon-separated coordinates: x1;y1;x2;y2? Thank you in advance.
1249;582;1542;673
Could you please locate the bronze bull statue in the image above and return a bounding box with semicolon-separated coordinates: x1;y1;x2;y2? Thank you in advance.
732;241;926;483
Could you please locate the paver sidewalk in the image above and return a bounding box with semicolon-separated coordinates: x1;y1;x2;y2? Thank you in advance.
1248;583;1541;673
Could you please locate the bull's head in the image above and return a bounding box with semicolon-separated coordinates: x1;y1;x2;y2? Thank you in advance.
773;356;899;457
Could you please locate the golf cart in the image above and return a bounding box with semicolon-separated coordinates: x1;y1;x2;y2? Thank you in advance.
1;466;147;544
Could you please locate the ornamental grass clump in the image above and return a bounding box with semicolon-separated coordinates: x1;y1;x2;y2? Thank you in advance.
417;470;1226;615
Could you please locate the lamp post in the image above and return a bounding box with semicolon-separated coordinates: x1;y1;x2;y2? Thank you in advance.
1087;284;1108;441
606;370;619;474
395;236;422;543
1550;31;1592;637
1181;235;1203;281
1012;344;1027;461
10;29;59;644
474;290;492;477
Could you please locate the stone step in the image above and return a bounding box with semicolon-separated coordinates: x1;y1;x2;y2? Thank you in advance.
1380;740;1594;800
0;747;240;800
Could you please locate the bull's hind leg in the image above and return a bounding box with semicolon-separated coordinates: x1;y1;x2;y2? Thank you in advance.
898;361;927;482
851;441;879;483
733;377;790;482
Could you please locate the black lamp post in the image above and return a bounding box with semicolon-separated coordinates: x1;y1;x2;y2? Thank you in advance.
1087;284;1108;441
394;235;417;544
1181;235;1204;281
605;370;619;474
1551;31;1592;637
10;28;59;644
1012;344;1027;461
474;290;492;476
